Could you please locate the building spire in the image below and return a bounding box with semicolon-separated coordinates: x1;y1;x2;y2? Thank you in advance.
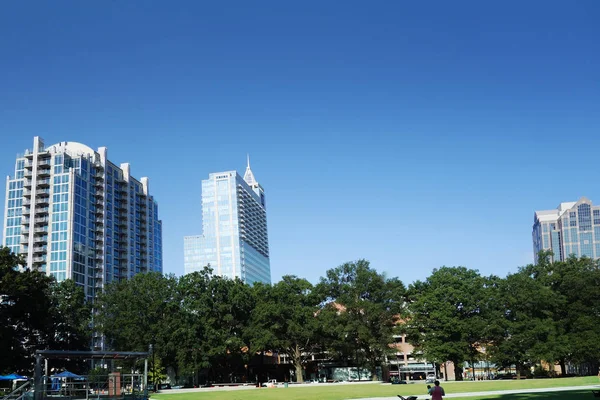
244;154;257;186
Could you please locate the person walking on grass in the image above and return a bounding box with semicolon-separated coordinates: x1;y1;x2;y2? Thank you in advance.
428;380;445;400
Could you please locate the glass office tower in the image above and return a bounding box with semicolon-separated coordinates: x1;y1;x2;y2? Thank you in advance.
184;159;270;284
2;137;163;300
533;197;600;263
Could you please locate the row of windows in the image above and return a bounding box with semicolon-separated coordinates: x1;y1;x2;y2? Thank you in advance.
53;175;69;184
8;180;24;190
5;237;20;245
6;208;22;217
5;227;21;236
53;203;69;212
6;217;21;227
6;199;23;208
53;193;69;203
8;189;23;199
51;242;67;251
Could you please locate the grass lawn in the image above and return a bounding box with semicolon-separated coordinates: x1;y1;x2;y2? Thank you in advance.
152;377;599;400
453;389;592;399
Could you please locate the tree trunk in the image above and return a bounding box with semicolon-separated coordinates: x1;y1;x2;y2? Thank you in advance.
294;361;304;383
371;366;378;381
559;360;566;376
293;344;304;383
453;362;463;381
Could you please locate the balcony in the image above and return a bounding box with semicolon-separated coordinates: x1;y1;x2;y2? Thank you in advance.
36;207;49;215
38;159;51;167
34;226;48;234
34;235;48;243
37;165;51;177
32;255;46;263
24;161;33;169
21;227;30;235
94;191;104;198
22;199;31;206
22;207;31;215
24;169;32;177
34;217;49;224
36;189;50;196
33;246;47;253
24;179;32;188
37;196;50;205
94;236;104;243
37;178;50;187
23;189;32;198
96;218;104;225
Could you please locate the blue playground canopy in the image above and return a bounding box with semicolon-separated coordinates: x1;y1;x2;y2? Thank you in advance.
0;373;28;380
51;371;85;380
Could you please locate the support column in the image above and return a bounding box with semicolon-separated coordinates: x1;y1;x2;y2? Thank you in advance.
34;354;42;400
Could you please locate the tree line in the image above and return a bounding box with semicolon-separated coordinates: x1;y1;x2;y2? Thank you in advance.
2;247;599;383
0;247;90;374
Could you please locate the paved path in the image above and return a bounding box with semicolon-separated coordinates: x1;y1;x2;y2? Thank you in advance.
357;384;600;400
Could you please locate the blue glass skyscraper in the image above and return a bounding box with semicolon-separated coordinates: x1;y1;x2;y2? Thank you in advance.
533;197;600;263
2;137;163;301
184;158;270;284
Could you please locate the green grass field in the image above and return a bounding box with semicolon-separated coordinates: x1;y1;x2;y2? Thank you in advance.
152;377;599;400
452;389;591;399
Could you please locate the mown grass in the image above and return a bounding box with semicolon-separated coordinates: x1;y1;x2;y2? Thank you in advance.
152;376;599;400
452;389;592;400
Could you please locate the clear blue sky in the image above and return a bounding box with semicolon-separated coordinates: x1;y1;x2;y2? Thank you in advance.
1;1;599;285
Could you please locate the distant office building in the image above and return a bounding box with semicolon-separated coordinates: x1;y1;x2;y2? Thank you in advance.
3;137;163;300
184;158;270;284
533;197;600;263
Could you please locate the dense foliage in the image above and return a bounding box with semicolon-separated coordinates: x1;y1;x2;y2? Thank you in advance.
0;247;91;374
2;246;600;382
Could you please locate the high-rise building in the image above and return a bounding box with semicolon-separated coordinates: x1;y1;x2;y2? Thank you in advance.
184;158;270;284
3;137;163;300
533;197;600;263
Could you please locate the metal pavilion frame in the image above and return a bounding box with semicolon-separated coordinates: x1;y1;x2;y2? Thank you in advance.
34;351;149;400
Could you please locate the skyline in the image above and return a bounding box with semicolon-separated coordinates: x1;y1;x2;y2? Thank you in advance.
1;1;599;285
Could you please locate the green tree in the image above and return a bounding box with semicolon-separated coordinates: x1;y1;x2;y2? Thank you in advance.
0;246;54;373
316;260;406;380
49;279;91;350
95;272;181;383
177;268;254;384
488;267;559;378
405;267;495;380
520;253;600;375
249;276;320;383
48;279;92;371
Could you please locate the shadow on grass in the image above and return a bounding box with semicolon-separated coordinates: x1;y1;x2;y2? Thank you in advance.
456;389;594;400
